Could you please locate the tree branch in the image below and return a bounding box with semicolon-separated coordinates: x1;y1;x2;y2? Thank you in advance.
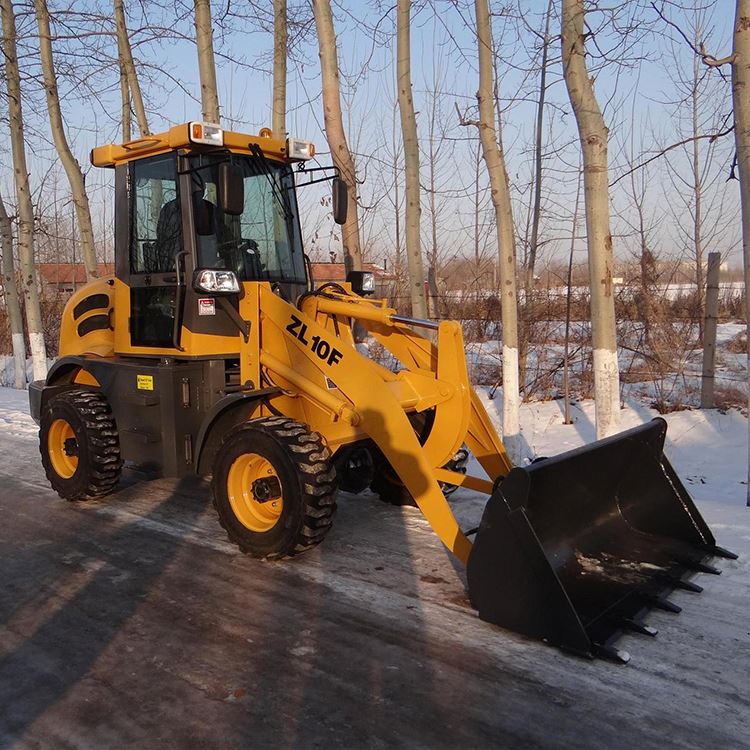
610;126;734;187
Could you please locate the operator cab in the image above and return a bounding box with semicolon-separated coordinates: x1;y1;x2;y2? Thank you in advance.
91;122;347;356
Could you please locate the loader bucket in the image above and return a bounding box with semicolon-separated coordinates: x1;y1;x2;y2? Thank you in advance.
466;418;737;663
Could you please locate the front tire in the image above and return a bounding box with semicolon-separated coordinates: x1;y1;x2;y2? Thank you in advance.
211;417;337;559
40;388;122;500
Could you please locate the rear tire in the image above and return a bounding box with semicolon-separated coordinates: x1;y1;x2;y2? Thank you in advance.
211;417;337;559
40;389;122;501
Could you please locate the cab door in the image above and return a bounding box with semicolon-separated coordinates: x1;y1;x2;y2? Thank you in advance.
116;152;185;351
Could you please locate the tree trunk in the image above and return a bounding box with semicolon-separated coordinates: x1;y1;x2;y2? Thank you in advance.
194;0;220;123
427;69;440;318
1;0;47;380
272;0;287;137
731;0;750;504
561;0;620;439
0;193;26;388
692;25;704;344
118;53;131;142
114;0;149;136
525;0;552;296
35;0;98;281
396;0;427;318
312;0;362;275
475;0;521;461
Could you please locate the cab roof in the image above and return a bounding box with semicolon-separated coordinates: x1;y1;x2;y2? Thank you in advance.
90;122;290;168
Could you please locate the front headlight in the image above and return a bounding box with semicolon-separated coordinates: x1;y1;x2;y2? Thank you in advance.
346;271;375;296
193;269;240;295
189;121;223;146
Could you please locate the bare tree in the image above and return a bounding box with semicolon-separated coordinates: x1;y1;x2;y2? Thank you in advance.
194;0;220;123
35;0;98;281
1;0;47;380
312;0;362;275
0;192;25;388
474;0;521;460
561;0;620;439
114;0;150;137
272;0;286;137
525;0;553;296
731;0;750;504
396;0;427;318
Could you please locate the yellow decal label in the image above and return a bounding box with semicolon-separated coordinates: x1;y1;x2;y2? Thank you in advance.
137;374;154;391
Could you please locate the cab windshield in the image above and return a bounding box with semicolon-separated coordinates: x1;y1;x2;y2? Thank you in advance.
188;153;306;284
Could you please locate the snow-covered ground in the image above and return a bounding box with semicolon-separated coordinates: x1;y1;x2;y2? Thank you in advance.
1;385;748;748
2;383;746;578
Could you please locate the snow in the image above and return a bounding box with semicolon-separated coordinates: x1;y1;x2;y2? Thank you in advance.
0;383;748;746
3;381;746;557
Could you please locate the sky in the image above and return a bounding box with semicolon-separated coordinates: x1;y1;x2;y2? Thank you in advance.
0;0;742;277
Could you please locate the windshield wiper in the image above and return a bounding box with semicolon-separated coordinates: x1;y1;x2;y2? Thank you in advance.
248;143;292;223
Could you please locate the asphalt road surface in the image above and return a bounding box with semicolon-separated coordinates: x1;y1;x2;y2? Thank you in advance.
0;425;748;749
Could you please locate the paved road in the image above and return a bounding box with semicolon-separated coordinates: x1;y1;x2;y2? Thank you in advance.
0;426;748;749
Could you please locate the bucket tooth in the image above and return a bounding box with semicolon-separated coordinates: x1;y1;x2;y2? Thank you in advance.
676;558;721;575
707;544;738;560
643;594;681;614
620;618;658;637
592;643;631;664
667;577;703;594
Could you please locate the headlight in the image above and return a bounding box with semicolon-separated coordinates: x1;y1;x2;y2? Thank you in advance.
287;138;315;161
193;269;240;295
346;271;375;295
189;121;224;146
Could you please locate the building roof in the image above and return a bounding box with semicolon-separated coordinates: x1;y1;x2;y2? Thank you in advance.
37;263;114;285
310;262;395;282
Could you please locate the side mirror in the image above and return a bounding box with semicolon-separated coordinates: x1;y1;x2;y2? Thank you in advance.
218;162;244;216
332;176;348;225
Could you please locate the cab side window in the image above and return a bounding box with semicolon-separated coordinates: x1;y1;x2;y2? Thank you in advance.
130;154;181;274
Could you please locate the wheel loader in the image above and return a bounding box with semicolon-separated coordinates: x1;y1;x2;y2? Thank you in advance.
29;121;735;663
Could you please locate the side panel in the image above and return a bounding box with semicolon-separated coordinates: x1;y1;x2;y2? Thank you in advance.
44;356;228;478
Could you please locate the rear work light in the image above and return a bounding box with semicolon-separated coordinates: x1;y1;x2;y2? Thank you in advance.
287;138;315;161
189;122;224;146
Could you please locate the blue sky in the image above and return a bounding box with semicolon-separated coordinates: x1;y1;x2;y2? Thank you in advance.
1;0;742;272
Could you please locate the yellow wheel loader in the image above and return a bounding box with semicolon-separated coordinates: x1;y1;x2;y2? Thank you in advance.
29;122;735;663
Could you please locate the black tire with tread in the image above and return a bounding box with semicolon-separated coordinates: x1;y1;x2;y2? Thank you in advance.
40;388;122;501
211;417;337;560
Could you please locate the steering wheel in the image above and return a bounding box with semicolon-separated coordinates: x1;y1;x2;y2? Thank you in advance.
239;239;264;279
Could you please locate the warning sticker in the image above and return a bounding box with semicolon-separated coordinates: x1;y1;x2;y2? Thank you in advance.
325;377;337;390
137;374;154;391
198;298;216;316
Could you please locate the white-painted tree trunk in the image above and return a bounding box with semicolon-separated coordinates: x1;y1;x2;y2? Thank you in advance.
312;0;363;275
561;0;620;440
12;333;26;389
193;0;220;123
731;0;750;504
396;0;428;319
35;0;98;281
474;0;521;462
0;193;25;388
29;332;47;382
1;0;47;381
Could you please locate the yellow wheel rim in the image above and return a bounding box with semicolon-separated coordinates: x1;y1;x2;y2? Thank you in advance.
48;418;79;479
227;453;283;532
